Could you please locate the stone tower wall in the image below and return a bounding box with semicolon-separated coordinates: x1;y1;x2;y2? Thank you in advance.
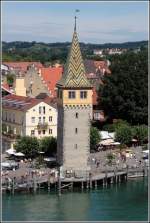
57;105;92;172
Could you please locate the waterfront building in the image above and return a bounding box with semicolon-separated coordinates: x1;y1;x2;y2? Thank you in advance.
2;94;57;152
56;19;93;174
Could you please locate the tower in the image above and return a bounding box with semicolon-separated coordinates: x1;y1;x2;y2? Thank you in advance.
56;18;93;175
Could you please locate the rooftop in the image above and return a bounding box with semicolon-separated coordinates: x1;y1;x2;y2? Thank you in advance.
2;94;57;111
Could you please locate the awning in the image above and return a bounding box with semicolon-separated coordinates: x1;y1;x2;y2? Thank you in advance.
5;148;16;155
14;152;25;156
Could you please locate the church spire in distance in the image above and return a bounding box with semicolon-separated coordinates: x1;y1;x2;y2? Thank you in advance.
57;13;91;88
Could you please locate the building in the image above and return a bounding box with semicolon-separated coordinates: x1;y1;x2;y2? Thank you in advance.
93;49;103;56
3;62;43;72
13;65;63;98
2;94;57;152
56;20;93;174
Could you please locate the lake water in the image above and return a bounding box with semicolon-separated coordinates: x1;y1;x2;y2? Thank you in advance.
2;177;148;221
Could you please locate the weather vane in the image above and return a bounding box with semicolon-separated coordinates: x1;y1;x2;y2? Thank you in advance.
74;9;80;31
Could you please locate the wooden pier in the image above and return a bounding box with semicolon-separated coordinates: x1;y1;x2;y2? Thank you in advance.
2;167;148;195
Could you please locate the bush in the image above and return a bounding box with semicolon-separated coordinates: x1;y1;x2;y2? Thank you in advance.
90;127;101;150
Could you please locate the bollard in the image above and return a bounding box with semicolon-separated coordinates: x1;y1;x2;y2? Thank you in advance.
95;180;97;189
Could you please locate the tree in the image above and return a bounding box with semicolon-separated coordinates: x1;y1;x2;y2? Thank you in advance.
14;136;39;158
115;125;132;145
99;50;148;125
103;119;129;132
90;127;101;150
132;125;148;145
7;74;15;86
106;152;115;166
39;137;57;157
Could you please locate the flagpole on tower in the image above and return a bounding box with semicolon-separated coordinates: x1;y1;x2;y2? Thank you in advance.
74;9;80;32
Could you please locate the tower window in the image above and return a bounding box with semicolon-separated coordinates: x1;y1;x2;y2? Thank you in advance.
68;91;76;99
75;144;78;149
75;128;78;134
43;106;45;114
75;113;78;118
80;91;87;99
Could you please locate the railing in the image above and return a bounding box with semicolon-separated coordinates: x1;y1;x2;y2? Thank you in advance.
37;122;48;129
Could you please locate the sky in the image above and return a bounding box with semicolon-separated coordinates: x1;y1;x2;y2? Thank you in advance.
2;1;149;44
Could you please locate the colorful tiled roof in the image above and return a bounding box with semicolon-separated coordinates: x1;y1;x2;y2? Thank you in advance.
57;30;91;88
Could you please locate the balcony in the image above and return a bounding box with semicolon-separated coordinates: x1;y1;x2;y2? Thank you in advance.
37;122;48;129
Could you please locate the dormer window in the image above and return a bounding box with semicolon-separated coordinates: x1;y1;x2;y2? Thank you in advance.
68;91;76;99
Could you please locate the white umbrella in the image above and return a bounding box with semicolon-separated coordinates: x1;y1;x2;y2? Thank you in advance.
110;142;120;145
14;152;25;156
142;150;149;154
2;162;11;167
6;148;16;155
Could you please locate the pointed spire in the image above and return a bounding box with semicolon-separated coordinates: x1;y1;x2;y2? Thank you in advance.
57;19;91;89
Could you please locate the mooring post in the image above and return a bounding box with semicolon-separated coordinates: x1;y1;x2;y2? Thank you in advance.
12;178;15;195
89;172;92;189
48;174;50;192
95;180;97;189
33;174;37;193
110;177;113;184
86;180;89;189
102;178;105;187
58;166;61;196
81;181;84;190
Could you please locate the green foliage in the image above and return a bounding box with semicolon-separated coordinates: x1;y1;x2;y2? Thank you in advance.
103;119;129;132
14;136;40;157
2;123;7;133
90;127;101;150
115;125;132;145
106;152;115;165
99;49;148;125
2;40;148;64
39;137;57;157
7;74;15;86
132;125;148;144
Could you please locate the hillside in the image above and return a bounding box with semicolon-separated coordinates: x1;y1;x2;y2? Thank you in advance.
2;40;148;64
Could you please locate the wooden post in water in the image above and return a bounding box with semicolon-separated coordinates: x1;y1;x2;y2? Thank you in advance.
86;180;89;189
58;166;61;196
95;180;97;189
12;178;15;195
33;174;37;193
81;181;84;190
89;172;92;189
48;174;50;192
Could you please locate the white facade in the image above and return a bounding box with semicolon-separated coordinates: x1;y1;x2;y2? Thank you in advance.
25;101;57;138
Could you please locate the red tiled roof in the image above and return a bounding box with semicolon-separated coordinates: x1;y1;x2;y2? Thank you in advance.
2;94;56;111
3;62;43;72
2;83;10;91
40;66;63;97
